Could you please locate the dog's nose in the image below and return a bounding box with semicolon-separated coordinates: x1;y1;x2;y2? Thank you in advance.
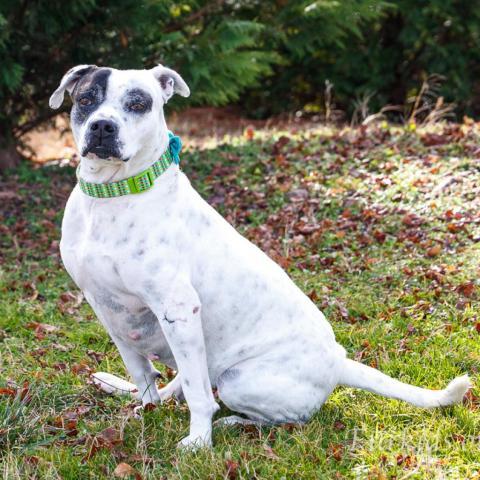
89;119;118;138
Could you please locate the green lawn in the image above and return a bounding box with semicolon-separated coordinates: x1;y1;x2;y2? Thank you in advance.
1;123;479;479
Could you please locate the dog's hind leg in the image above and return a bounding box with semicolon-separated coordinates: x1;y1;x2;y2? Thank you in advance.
216;360;332;424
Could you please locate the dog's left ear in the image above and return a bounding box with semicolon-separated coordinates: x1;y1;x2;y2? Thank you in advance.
49;64;96;109
151;65;190;103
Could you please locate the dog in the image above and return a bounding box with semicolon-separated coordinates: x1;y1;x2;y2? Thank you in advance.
49;64;470;449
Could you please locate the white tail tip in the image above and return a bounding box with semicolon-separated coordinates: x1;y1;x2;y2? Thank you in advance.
439;375;472;406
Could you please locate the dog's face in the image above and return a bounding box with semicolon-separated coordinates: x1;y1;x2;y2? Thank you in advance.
50;65;189;163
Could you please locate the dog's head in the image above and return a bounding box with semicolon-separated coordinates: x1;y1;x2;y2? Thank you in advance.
49;65;189;163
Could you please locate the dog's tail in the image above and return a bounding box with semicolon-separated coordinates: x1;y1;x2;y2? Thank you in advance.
338;359;470;408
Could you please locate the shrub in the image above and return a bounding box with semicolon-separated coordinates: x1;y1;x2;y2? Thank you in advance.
0;0;277;169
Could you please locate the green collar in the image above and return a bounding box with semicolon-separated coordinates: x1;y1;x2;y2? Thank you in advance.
77;132;182;198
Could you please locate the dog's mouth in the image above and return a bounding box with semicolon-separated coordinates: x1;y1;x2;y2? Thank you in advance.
82;142;123;160
83;145;118;159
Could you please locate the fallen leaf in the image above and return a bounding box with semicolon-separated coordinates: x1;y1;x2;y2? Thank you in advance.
456;282;476;298
0;387;16;397
263;444;279;460
22;282;38;301
98;427;122;445
402;213;424;227
426;244;442;257
143;403;156;412
23;455;39;466
113;462;142;479
83;427;123;462
327;443;343;461
333;420;346;431
87;350;105;363
71;360;92;376
58;290;84;314
225;459;239;480
26;322;59;340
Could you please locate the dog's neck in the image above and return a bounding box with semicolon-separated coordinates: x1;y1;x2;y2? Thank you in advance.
77;129;170;184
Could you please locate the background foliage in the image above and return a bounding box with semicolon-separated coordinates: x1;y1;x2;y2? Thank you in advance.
1;0;480;164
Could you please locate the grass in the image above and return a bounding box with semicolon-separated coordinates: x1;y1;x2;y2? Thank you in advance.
1;122;479;479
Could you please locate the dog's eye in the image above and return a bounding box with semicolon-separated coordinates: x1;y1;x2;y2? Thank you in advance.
79;97;93;107
129;103;145;112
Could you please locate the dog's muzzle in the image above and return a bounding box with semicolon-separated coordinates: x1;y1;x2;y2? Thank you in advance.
82;119;121;159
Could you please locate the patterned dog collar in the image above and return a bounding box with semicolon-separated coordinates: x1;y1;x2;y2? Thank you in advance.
78;132;182;198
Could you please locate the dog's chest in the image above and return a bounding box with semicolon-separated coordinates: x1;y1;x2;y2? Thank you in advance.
59;187;182;363
61;189;171;290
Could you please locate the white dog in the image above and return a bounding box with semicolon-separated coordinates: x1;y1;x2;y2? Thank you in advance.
50;65;470;449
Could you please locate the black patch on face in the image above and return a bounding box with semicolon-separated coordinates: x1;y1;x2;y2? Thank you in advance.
67;66;96;89
123;88;153;115
71;68;111;125
72;68;123;159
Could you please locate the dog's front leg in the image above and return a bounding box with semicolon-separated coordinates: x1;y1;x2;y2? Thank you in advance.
148;277;219;449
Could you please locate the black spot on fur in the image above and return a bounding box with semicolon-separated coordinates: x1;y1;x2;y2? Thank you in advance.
123;88;153;115
66;66;95;91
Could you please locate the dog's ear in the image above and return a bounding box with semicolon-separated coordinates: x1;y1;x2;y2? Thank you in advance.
49;65;96;109
151;65;190;103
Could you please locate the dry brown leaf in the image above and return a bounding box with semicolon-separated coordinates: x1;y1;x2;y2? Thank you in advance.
83;427;123;462
327;443;343;461
113;462;142;479
333;420;346;431
262;444;279;460
426;244;442;257
0;387;16;397
225;459;239;480
456;281;476;298
26;322;59;333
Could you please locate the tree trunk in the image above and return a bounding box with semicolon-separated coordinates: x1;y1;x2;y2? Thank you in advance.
0;134;21;171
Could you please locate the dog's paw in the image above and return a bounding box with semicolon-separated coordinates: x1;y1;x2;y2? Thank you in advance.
91;372;138;397
158;384;182;402
177;433;212;450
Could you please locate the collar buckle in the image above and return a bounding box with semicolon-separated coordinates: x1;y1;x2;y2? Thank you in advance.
128;168;155;194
